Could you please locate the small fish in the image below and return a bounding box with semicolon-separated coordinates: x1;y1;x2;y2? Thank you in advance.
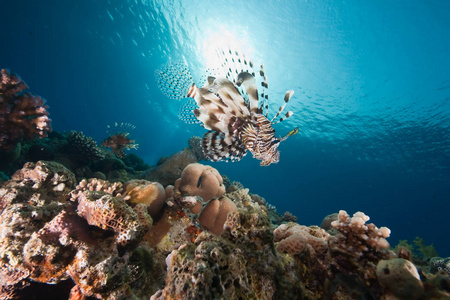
102;122;138;158
155;50;298;166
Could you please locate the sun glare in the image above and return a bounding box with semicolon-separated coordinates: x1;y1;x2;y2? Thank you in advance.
200;27;254;75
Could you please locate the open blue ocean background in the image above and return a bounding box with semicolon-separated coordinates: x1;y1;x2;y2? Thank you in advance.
1;1;449;255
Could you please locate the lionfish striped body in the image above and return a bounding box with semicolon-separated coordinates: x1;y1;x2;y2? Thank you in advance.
155;50;298;166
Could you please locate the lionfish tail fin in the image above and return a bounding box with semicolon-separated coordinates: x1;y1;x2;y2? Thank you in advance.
271;90;295;124
202;131;247;162
155;61;195;100
280;127;299;142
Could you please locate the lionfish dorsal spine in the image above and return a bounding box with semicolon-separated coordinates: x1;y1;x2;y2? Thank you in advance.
236;71;260;114
270;90;294;123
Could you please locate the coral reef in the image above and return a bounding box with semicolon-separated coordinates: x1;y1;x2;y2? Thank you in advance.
123;179;166;218
430;257;450;275
173;163;225;202
376;258;424;299
0;158;449;299
198;196;237;235
0;161;162;299
0;69;51;151
329;210;391;258
67;131;105;162
144;148;198;186
151;202;298;299
274;223;329;256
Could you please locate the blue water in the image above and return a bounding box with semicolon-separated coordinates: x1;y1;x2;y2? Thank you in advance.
1;1;449;255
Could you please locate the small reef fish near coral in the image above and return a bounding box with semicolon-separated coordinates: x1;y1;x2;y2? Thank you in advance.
155;49;299;166
101;122;139;158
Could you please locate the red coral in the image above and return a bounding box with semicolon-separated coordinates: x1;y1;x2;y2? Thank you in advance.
0;69;52;150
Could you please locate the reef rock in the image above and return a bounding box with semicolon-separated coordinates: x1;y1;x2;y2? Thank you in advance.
0;161;161;299
376;258;424;300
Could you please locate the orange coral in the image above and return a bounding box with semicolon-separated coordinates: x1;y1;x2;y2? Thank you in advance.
174;163;225;202
123;180;166;218
0;69;51;150
198;197;237;235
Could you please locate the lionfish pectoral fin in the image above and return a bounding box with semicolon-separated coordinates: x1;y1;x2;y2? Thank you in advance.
236;71;260;114
155;61;195;100
178;98;201;124
280;127;299;142
202;131;247;162
113;148;126;158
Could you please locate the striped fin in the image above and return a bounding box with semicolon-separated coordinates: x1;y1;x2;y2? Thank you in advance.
259;64;270;117
193;86;246;133
236;72;260;114
271;90;294;123
215;48;254;82
210;77;250;117
178;98;201;124
202;131;247;162
155;61;194;100
271;111;294;125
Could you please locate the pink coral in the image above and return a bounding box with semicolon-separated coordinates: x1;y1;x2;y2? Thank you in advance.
174;163;225;202
329;210;391;258
0;69;51;150
274;223;329;256
75;191;152;246
123;180;166;218
198;197;237;235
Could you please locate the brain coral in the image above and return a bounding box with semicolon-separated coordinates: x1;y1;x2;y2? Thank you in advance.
0;69;51;150
198;196;237;235
174;163;225;202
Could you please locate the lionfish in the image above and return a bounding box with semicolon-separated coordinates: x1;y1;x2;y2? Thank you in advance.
101;122;138;158
155;49;298;166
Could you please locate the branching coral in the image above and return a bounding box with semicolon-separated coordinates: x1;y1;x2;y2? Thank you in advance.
0;69;51;150
329;210;391;258
67;131;105;162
